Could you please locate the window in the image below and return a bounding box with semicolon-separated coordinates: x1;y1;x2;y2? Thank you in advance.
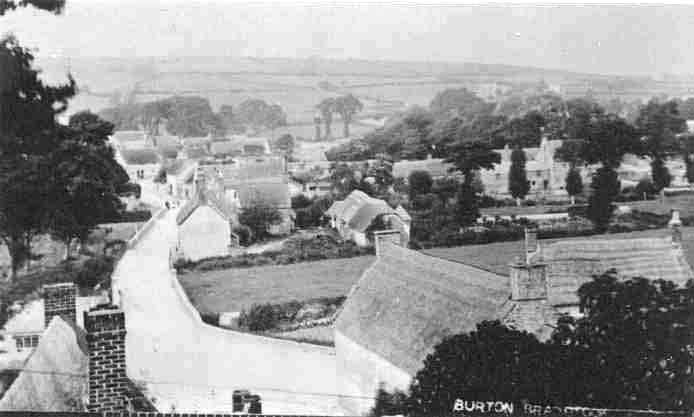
14;334;40;351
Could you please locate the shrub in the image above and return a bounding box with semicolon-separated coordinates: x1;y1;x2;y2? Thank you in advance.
75;256;114;290
238;303;279;332
635;178;657;198
232;225;253;246
291;194;313;210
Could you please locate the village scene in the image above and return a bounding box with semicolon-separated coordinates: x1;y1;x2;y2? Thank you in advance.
0;2;693;417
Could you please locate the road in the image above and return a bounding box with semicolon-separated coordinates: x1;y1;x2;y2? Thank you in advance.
112;205;342;414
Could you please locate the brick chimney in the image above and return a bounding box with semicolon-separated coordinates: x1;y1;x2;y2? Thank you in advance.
669;209;682;244
509;257;548;301
43;282;76;328
373;229;404;258
84;306;128;412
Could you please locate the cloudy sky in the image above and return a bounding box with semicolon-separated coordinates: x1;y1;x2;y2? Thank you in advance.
2;1;694;77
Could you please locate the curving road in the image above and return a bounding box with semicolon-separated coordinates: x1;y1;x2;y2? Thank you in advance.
112;205;341;415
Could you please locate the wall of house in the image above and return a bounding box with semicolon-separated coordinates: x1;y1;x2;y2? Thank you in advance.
335;330;412;416
178;206;231;262
352;231;368;247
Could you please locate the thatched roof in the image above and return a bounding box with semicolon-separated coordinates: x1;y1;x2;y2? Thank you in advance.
120;148;159;165
230;177;292;210
113;131;146;143
530;236;694;306
0;317;87;411
336;242;510;375
327;190;400;233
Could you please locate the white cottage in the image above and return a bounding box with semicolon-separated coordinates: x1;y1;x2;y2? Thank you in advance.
175;192;239;262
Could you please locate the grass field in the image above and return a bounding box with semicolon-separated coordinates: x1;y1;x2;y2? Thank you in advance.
423;227;694;277
178;256;375;314
271;325;335;346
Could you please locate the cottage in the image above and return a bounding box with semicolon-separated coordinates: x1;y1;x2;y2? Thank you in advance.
392;156;455;181
112;130;148;150
176;190;239;262
224;177;295;235
326;190;410;247
163;159;197;200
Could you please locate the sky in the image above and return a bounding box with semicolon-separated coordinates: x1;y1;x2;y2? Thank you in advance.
2;1;694;77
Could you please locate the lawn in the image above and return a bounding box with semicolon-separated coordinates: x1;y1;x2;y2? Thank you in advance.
178;256;375;314
423;226;694;277
621;194;694;218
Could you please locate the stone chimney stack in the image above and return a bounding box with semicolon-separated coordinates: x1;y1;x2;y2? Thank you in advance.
509;257;548;301
524;227;540;263
43;282;76;328
373;229;404;258
669;209;682;244
84;306;128;412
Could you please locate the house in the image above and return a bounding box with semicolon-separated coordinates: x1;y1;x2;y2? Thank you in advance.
0;283;154;413
162;159;197;200
118;148;161;181
222;177;295;235
176;189;239;262
335;215;693;415
209;136;271;157
326;190;411;247
392;156;455;181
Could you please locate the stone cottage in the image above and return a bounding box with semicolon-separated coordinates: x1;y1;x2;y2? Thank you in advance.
326;190;410;247
176;189;239;262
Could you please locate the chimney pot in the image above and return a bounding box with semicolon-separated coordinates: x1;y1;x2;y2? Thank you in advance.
43;282;76;328
373;229;404;257
509;261;548;301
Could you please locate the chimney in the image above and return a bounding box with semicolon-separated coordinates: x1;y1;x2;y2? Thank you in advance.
43;282;76;328
373;229;404;258
669;209;682;244
509;257;548;301
84;306;128;412
524;228;540;262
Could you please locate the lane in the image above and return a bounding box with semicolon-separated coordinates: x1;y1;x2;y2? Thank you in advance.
112;203;341;415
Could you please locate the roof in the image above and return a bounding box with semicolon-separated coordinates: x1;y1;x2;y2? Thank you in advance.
230;177;292;209
209;140;242;157
152;135;180;149
183;146;210;159
530;236;694;306
164;159;195;176
181;136;211;148
335;242;510;375
392;158;454;179
176;191;237;225
327;190;399;233
0;317;88;411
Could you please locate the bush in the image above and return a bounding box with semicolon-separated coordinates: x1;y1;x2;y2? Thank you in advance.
232;225;253;246
75;256;115;290
635;178;657;198
291;194;313;210
238;303;279;332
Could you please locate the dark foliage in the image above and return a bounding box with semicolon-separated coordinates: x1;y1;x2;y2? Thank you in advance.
509;148;530;201
587;166;621;232
565;166;583;199
408;170;434;200
238;206;282;244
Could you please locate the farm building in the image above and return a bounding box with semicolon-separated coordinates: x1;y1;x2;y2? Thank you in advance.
176;190;239;262
335;218;693;415
326;190;410;247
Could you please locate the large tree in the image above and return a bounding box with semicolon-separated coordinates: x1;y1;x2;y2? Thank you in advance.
317;97;336;140
634;100;686;195
429;88;493;121
0;35;76;278
508;147;530;205
0;0;64;15
49;112;128;258
408;170;433;201
565;166;583;205
334;94;363;138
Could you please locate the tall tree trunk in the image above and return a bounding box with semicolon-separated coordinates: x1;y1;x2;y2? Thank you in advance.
343;121;350;138
516;197;522;207
570;195;575;205
324;122;331;140
314;123;321;141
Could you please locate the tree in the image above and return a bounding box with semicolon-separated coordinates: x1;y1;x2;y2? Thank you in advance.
238;206;282;243
0;0;64;15
407;321;554;417
565;166;583;205
0;35;76;279
429;88;493;121
634;100;686;196
264;103;287;138
334;94;363;138
586;166;620;233
162;95;220;138
317;98;336;140
408;170;433;200
274;134;295;159
552;271;694;411
508;148;530;205
49;112;127;258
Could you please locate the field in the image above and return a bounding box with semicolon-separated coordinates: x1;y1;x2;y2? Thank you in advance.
178;256;375;314
271;325;335;346
423;227;694;277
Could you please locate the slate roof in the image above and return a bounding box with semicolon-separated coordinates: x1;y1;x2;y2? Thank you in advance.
120;148;159;165
529;236;694;306
113;131;147;143
335;242;510;375
392;158;455;179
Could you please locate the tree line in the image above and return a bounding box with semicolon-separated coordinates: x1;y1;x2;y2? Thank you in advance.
99;96;288;138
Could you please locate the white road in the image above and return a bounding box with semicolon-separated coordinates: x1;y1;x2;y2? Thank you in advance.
112;207;341;415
